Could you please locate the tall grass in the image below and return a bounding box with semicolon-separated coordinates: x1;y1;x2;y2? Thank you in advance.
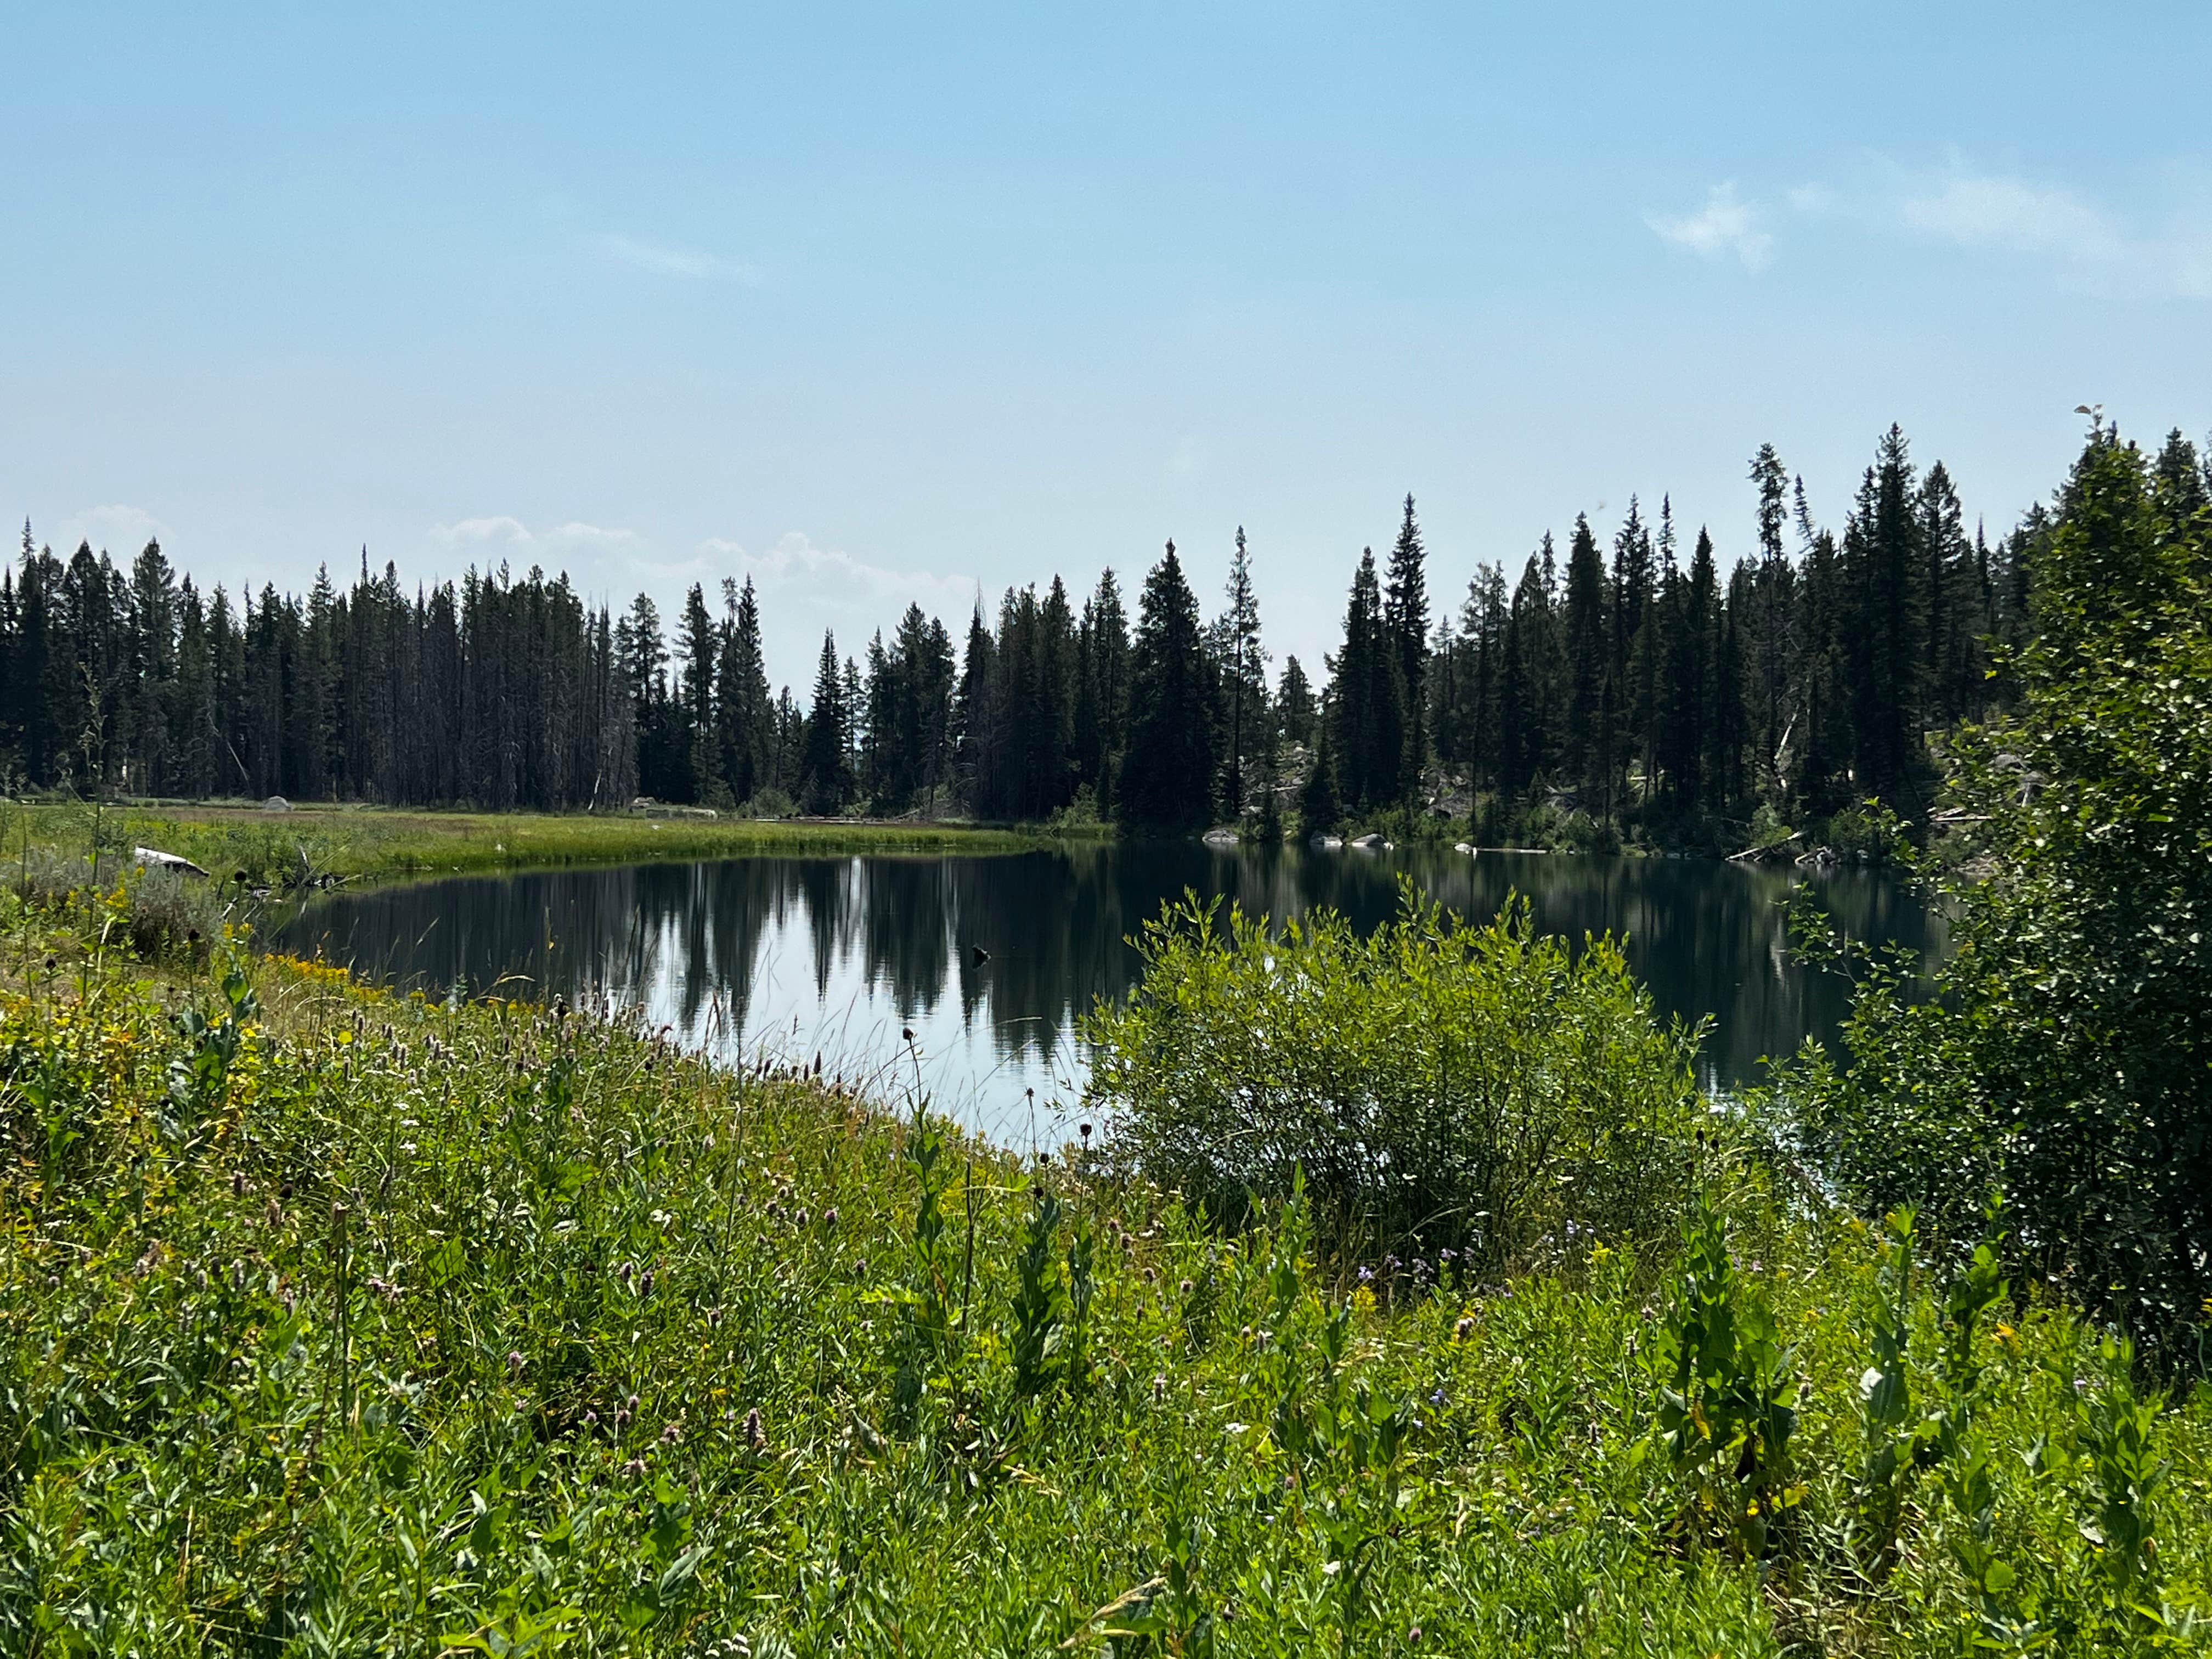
18;803;1045;890
0;915;2205;1653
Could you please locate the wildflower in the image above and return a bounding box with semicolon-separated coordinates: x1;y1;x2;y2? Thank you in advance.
506;1350;525;1376
1358;1266;1375;1284
854;1259;868;1278
1178;1278;1194;1295
1454;1315;1474;1342
620;1457;647;1477
743;1406;765;1452
1439;1247;1457;1262
822;1207;838;1228
231;1169;249;1197
1429;1386;1447;1407
583;1410;599;1429
640;1270;654;1296
1152;1375;1166;1405
1384;1255;1401;1273
1079;1122;1092;1142
1409;1627;1423;1645
661;1421;683;1445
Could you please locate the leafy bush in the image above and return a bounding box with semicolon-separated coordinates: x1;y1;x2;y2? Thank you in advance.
1782;424;2212;1365
1082;883;1712;1268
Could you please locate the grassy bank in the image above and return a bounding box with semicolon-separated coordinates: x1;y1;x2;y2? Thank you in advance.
2;899;2207;1654
8;800;1050;890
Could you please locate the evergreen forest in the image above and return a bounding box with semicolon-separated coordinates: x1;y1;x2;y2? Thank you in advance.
4;423;2208;847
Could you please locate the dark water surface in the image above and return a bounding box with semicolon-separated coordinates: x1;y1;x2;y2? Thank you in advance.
268;844;1930;1143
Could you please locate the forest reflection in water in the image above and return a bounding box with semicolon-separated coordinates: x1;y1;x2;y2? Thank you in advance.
269;843;1932;1144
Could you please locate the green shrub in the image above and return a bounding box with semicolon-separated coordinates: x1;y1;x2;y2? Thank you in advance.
1781;424;2212;1366
1082;882;1712;1269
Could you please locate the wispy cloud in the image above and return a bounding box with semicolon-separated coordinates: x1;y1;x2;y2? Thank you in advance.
1787;154;2211;301
53;503;168;554
701;533;976;614
430;517;643;558
1901;167;2128;264
1646;182;1773;273
596;233;760;283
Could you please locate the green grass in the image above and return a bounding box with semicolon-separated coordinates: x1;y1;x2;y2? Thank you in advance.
5;800;1051;890
1;905;2208;1655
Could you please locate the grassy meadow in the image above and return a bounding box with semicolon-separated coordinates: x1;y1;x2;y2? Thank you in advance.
1;878;2207;1656
7;800;1047;893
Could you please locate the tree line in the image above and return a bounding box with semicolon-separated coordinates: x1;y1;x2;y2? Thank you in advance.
4;422;2205;835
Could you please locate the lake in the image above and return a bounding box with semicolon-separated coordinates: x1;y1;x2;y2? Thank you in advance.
268;843;1931;1145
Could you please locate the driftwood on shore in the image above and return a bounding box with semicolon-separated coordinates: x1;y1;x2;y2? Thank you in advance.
132;846;213;878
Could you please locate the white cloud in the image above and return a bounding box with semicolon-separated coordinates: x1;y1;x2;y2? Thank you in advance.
702;532;976;616
1646;182;1773;273
1787;154;2211;301
1900;167;2129;265
430;515;533;548
54;503;168;555
597;233;760;283
428;517;644;566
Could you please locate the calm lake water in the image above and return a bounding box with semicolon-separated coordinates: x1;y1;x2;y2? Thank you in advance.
269;844;1929;1144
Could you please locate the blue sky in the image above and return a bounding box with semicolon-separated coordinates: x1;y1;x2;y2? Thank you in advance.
4;3;2208;691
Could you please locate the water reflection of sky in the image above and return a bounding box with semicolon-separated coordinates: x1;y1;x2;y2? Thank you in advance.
269;846;1933;1146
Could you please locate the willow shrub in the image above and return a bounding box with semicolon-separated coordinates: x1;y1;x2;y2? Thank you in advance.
1083;883;1712;1269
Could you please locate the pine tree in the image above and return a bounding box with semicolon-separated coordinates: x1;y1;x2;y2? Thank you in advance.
1073;569;1130;813
1120;541;1215;832
675;584;720;802
1276;655;1316;749
716;577;771;806
1219;528;1266;818
1383;495;1429;794
1845;426;1928;808
1562;514;1609;804
801;631;847;813
1330;548;1403;806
